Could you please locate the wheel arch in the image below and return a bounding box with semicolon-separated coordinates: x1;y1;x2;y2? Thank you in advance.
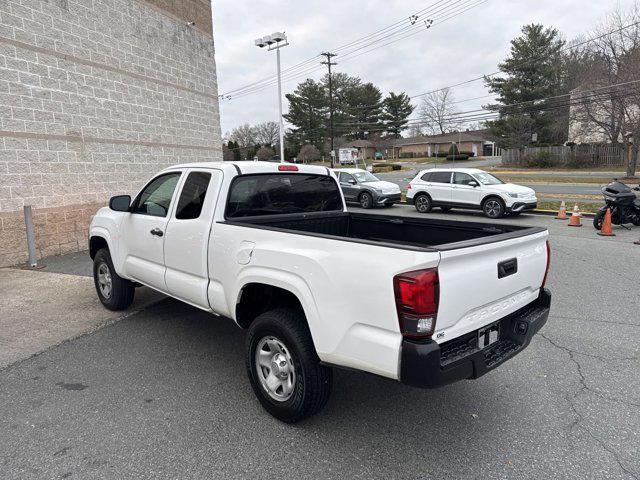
233;272;320;339
89;229;113;259
481;194;505;208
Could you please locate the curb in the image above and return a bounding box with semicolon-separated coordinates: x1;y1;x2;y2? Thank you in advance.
396;202;597;218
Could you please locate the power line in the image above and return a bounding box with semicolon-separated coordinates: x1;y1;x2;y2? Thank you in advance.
220;0;478;100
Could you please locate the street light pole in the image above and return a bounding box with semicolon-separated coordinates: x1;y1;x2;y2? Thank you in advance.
276;46;284;163
255;32;289;163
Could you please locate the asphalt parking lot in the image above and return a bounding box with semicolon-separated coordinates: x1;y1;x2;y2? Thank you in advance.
1;207;639;480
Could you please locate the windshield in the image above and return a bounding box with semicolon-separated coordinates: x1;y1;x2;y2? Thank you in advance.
353;171;379;183
473;172;504;185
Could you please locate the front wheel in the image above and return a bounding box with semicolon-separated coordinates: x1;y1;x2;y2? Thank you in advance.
359;192;373;209
483;198;505;219
93;248;135;310
593;210;606;230
246;309;332;423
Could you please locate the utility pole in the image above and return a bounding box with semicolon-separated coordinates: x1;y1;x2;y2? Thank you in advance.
321;52;337;167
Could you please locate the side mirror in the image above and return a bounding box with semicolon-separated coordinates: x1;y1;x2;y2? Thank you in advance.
109;195;131;212
348;179;357;185
468;180;479;187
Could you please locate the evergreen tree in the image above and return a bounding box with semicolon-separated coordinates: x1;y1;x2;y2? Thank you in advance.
284;79;327;152
346;82;382;139
381;92;414;138
485;24;567;147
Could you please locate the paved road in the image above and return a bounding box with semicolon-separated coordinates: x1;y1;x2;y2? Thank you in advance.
1;210;639;479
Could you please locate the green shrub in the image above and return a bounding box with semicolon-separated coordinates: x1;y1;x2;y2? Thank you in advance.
435;152;449;158
459;151;476;157
446;154;469;161
373;162;401;170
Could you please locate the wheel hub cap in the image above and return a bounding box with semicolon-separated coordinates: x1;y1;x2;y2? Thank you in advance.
97;263;112;299
255;336;296;402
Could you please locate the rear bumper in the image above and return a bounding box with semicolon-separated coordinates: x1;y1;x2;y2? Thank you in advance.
400;288;551;388
406;195;415;205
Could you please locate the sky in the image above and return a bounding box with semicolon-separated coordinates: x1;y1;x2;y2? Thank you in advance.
212;0;635;136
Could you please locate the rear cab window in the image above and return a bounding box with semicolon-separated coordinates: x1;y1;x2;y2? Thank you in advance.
225;173;343;218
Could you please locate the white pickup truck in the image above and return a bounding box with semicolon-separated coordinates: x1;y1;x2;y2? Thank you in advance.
89;161;551;422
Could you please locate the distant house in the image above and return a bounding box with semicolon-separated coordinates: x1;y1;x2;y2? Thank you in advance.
391;130;500;158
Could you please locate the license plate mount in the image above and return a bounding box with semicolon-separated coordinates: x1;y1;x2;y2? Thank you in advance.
478;321;500;349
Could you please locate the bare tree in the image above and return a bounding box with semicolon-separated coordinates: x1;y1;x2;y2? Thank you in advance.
256;146;275;161
229;123;257;148
298;144;321;163
254;121;280;147
407;124;425;137
418;88;462;135
569;2;640;175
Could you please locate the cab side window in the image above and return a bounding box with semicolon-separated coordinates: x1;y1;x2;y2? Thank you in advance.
131;173;181;217
175;172;212;220
453;172;475;186
430;172;452;184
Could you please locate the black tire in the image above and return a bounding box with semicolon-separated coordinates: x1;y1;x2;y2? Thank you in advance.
246;309;332;423
414;194;432;213
93;248;135;311
440;206;452;213
359;192;373;209
482;197;505;219
385;203;395;208
593;210;605;230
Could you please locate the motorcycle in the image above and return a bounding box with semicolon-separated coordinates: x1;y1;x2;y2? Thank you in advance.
593;179;640;230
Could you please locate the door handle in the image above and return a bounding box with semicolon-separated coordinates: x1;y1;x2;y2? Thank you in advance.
150;228;164;237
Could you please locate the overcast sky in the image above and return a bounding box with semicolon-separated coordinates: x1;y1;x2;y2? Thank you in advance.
212;0;634;136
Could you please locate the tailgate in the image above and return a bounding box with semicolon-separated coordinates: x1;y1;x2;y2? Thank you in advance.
434;230;548;343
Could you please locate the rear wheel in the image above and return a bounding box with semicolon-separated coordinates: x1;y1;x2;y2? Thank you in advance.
483;198;505;219
414;194;432;213
246;309;332;423
359;192;373;209
93;248;135;310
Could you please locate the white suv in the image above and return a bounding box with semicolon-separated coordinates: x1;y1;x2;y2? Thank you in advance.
406;168;537;218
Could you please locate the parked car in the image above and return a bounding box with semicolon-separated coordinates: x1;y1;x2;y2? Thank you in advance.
89;161;551;422
406;168;537;218
335;168;401;208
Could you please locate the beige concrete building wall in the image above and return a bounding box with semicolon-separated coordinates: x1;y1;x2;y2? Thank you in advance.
0;0;221;266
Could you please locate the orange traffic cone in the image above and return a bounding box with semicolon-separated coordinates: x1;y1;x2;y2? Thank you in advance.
568;204;582;227
597;208;615;236
555;201;567;220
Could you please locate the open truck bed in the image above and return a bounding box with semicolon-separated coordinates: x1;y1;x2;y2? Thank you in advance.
223;211;546;251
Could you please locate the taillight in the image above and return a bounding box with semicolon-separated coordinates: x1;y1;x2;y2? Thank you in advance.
393;268;439;339
278;164;298;171
541;240;551;288
406;183;412;189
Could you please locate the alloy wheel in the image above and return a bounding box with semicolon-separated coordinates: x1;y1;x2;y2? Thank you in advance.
484;200;502;218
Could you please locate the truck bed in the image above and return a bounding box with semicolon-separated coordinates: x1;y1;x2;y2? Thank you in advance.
223;211;545;251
